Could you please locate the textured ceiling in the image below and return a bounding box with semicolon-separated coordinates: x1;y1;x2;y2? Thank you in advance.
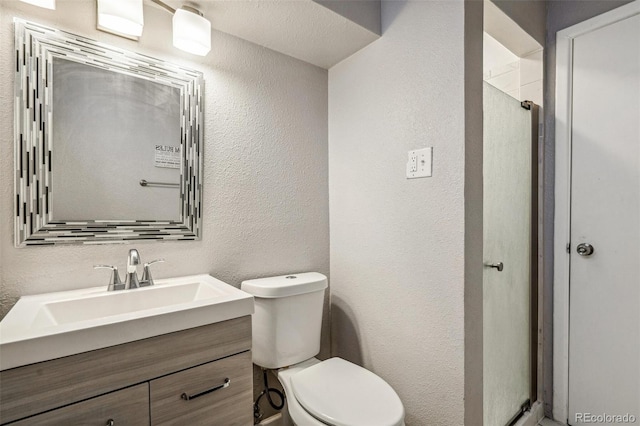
152;0;380;69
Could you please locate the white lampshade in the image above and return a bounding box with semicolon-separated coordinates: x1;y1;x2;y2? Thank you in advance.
19;0;56;9
172;7;211;56
97;0;144;39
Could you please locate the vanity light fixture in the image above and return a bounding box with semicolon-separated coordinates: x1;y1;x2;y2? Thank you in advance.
97;0;144;39
96;0;212;56
150;0;211;56
172;6;211;56
19;0;56;9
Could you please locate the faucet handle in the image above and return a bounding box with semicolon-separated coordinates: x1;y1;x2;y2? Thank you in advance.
94;265;124;291
141;259;165;287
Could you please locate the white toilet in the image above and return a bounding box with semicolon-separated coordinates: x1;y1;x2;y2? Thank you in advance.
241;272;405;426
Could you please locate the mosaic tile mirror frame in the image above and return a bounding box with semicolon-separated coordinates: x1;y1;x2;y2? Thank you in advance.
14;19;204;246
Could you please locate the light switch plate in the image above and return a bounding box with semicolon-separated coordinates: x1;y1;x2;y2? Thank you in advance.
406;147;432;179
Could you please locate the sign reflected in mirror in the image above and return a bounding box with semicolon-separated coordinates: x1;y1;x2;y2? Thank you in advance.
14;19;204;246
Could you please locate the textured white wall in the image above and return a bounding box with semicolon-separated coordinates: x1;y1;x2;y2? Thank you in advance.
0;0;330;364
328;1;468;424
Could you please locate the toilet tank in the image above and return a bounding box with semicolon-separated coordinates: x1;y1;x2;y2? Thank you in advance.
241;272;327;369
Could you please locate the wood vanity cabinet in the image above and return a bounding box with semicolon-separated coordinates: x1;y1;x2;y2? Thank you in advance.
0;317;253;425
10;384;150;426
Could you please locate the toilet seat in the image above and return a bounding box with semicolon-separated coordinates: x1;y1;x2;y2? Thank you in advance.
289;358;404;426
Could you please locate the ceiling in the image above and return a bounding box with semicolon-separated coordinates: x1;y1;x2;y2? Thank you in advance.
152;0;381;69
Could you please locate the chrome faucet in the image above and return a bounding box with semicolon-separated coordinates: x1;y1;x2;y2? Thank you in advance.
95;249;165;291
125;249;141;289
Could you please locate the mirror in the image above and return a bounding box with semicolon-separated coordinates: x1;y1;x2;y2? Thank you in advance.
14;19;204;246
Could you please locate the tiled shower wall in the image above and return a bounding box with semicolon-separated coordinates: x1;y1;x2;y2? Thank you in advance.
484;33;543;107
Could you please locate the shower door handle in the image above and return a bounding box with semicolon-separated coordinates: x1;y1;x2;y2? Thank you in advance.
485;262;504;272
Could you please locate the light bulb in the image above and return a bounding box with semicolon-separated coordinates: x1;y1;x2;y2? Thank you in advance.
97;0;144;39
172;7;211;56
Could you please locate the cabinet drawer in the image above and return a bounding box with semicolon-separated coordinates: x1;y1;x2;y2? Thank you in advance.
150;351;252;426
11;384;149;426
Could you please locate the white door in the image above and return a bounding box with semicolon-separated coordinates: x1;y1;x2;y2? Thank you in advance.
568;12;640;425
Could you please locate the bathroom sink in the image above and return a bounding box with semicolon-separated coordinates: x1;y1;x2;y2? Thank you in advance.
0;275;254;370
30;280;226;327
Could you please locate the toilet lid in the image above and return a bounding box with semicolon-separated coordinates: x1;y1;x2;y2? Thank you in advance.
290;358;404;426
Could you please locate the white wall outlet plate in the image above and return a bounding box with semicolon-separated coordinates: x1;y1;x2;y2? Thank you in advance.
406;147;432;179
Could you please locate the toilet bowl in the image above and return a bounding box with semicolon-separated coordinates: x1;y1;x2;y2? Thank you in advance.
278;357;405;426
241;273;405;426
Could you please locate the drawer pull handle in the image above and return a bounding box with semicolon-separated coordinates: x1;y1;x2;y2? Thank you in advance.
106;420;115;426
181;378;231;401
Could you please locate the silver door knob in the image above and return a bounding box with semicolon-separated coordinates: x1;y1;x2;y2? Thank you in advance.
485;262;504;272
576;243;594;256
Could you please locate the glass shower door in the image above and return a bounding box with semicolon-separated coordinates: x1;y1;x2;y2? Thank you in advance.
483;82;533;426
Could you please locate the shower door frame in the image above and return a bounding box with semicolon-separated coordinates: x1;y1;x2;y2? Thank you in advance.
553;1;640;423
521;98;543;423
515;98;543;425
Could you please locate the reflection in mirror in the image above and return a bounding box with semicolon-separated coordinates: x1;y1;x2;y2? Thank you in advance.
14;19;204;246
52;58;181;221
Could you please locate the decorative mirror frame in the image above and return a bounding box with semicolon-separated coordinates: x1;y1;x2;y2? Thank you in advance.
14;19;204;246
